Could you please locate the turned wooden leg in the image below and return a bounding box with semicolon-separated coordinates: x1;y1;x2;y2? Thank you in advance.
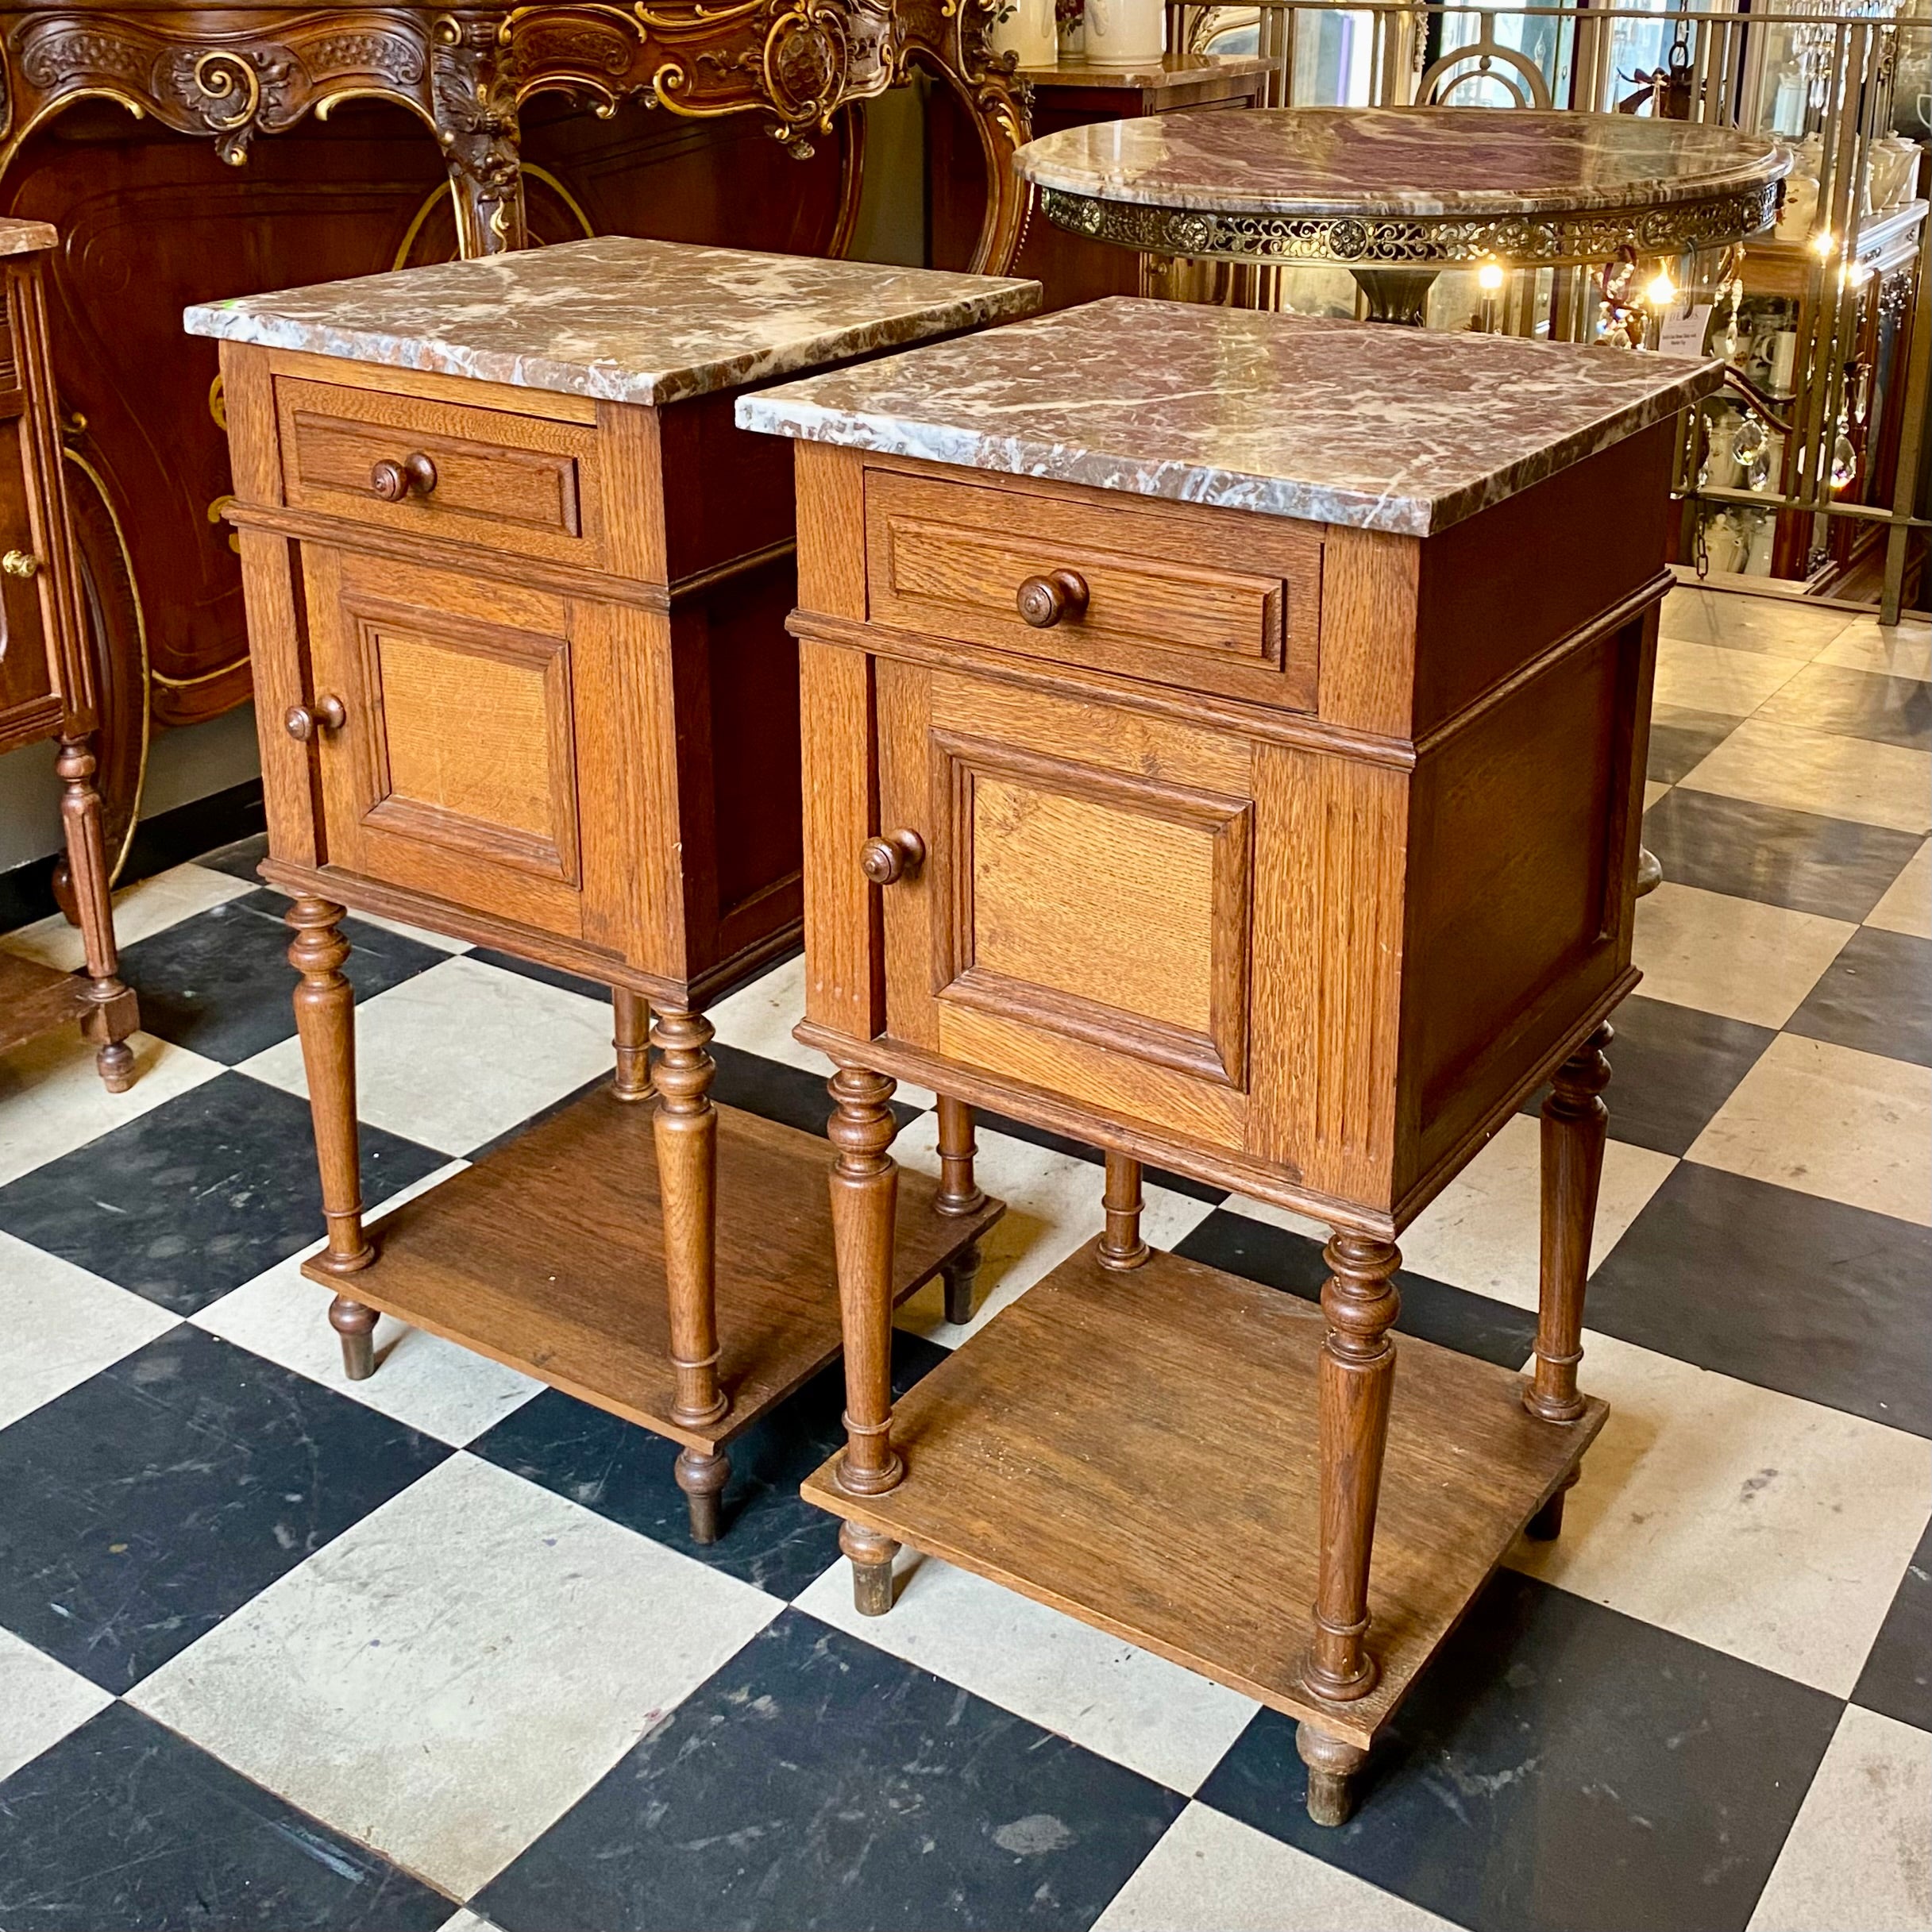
611;988;652;1102
1297;1723;1369;1828
287;897;376;1378
654;1008;728;1451
1303;1232;1401;1704
1527;1469;1581;1541
829;1065;904;1614
674;1446;731;1546
56;734;137;1093
1097;1150;1151;1271
1525;1022;1613;1425
934;1095;985;1325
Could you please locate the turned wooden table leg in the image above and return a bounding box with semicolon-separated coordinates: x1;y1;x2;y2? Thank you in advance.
56;733;137;1093
829;1064;904;1614
934;1095;986;1324
1298;1722;1370;1829
287;897;376;1379
1097;1150;1151;1271
611;988;652;1102
654;1006;731;1542
1303;1232;1401;1707
1524;1023;1613;1432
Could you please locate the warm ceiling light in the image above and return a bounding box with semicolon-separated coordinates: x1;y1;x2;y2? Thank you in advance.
1477;261;1505;291
1645;271;1677;306
1811;228;1837;256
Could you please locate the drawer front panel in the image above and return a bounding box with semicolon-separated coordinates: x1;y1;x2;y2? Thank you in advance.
0;410;57;746
305;548;588;937
866;469;1321;710
277;377;601;566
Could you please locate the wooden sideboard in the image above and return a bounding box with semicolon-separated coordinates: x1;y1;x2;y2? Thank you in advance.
1;2;1033;882
0;215;136;1086
194;237;1030;1540
738;299;1723;1822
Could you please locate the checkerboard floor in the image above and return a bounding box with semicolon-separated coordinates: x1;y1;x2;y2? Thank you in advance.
0;588;1926;1932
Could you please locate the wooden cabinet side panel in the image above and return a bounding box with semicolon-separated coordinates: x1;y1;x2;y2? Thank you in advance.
794;443;867;619
235;526;318;871
1248;745;1409;1209
800;638;881;1039
877;657;939;1050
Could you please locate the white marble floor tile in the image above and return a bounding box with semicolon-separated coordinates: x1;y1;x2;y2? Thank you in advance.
1092;1802;1460;1931
238;954;615;1156
129;1453;781;1898
1510;1331;1931;1694
1656;586;1854;658
0;862;256;972
0;1231;180;1432
241;878;472;954
1394;1113;1676;1310
706;953;937;1108
191;1162;546;1446
1748;1706;1932;1932
1687;1033;1931;1226
889;1115;1217;1344
1679;718;1932;834
1633;881;1854;1027
796;1551;1257;1795
0;1029;223;1189
1652;636;1805;714
1643;779;1672;811
0;1627;114;1784
434;1914;498;1932
1866;839;1932;939
1816;615;1932;682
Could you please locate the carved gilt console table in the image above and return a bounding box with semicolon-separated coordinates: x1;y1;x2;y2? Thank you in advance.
0;2;1032;882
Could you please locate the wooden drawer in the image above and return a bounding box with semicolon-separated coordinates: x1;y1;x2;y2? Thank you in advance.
864;469;1321;711
276;376;604;569
0;408;59;750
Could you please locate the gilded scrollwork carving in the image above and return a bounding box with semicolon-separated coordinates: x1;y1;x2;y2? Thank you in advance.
1038;179;1782;270
430;13;527;253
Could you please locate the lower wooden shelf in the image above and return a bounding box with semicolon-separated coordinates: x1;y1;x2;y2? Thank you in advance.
304;1086;1001;1454
0;949;90;1059
803;1240;1604;1750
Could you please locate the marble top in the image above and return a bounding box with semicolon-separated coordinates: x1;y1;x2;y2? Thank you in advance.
1014;107;1787;217
183;237;1040;407
0;218;56;260
736;298;1722;536
1020;52;1275;88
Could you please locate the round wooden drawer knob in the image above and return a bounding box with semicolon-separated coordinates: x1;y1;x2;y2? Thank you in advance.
1016;569;1088;628
369;452;438;502
861;829;926;885
285;694;348;742
2;549;42;580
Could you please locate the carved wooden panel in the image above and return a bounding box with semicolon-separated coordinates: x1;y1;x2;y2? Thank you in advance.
0;411;58;748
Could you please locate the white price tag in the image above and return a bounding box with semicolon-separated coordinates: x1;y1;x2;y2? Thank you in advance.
1659;302;1714;358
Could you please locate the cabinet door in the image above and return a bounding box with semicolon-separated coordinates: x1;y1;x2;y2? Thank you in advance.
302;546;652;948
877;662;1259;1152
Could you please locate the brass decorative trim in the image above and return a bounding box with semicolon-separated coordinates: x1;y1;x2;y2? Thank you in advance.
1036;179;1783;269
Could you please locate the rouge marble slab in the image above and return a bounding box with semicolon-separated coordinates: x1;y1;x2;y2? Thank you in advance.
0;218;56;258
735;298;1722;535
183;237;1041;407
1020;52;1275;89
1013;107;1787;218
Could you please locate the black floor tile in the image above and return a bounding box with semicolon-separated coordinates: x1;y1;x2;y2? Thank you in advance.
712;1041;923;1141
469;947;614;1002
1786;926;1932;1067
1646;705;1744;784
1756;661;1932;750
119;782;268;891
0;1701;452;1932
1641;789;1926;922
194;828;272;884
1586;1162;1931;1435
970;1107;1229;1205
1854;1515;1931;1733
0;1072;448;1313
0;1325;448;1690
1175;1207;1539;1371
474;1330;948;1598
1197;1570;1841;1932
1517;993;1776;1156
120;895;447;1064
476;1608;1184;1932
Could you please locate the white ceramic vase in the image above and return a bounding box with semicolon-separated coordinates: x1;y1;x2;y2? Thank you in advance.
990;0;1058;69
1082;0;1163;67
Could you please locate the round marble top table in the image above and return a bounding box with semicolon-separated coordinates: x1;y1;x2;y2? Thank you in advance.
1016;106;1788;324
